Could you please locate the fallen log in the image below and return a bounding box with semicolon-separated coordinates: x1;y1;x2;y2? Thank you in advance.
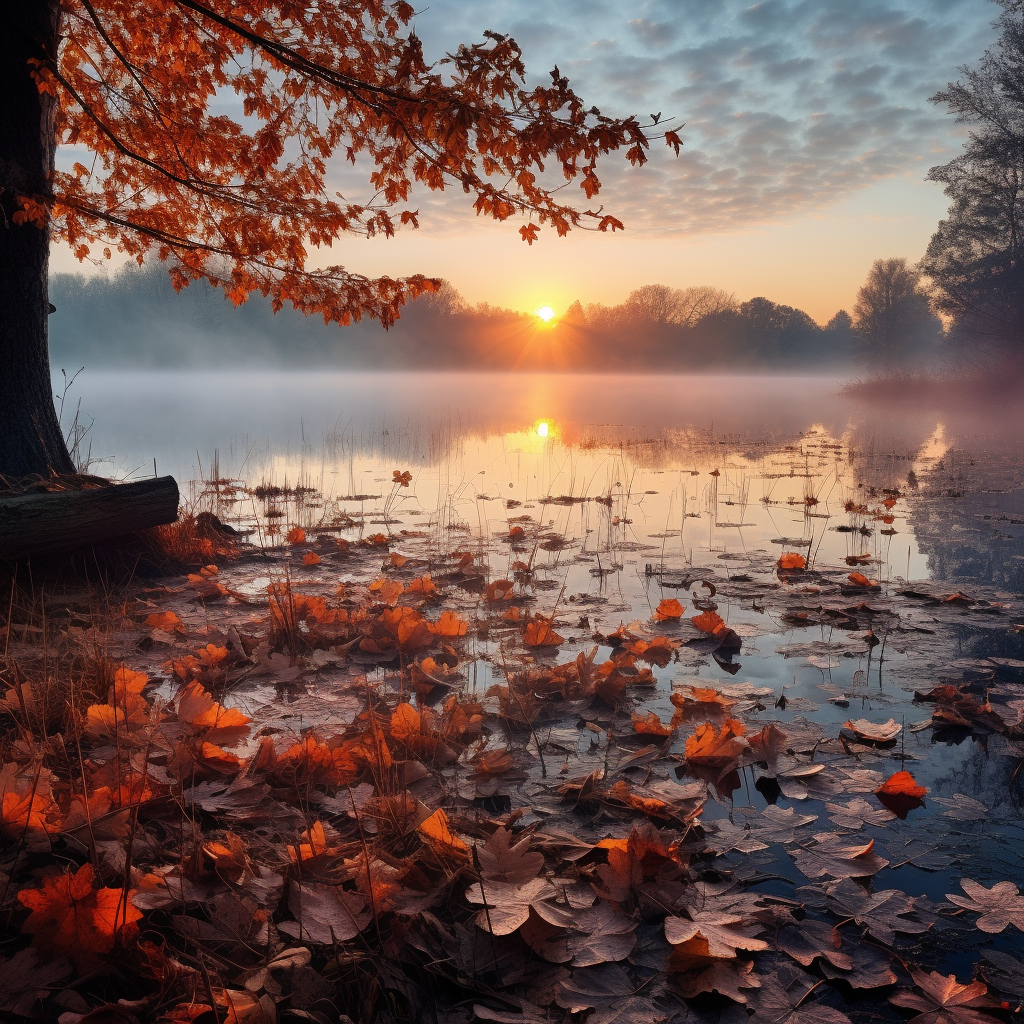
0;476;180;560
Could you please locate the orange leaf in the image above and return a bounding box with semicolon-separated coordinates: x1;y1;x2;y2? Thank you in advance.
685;719;747;767
847;572;876;588
408;573;437;596
690;610;726;635
418;808;468;851
777;553;806;570
288;820;332;863
144;610;183;632
875;770;927;799
302;551;322;565
19;863;141;970
390;702;421;742
523;620;564;646
432;610;468;637
653;598;685;621
632;711;672;737
286;527;306;544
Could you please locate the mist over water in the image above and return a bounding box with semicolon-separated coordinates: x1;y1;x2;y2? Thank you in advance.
59;369;1024;592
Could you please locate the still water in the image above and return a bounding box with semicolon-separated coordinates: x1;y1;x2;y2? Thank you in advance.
62;369;1024;984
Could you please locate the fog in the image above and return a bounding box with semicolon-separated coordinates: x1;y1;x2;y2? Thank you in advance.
48;264;857;373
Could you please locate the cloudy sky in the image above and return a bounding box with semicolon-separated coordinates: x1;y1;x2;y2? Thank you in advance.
52;0;1002;322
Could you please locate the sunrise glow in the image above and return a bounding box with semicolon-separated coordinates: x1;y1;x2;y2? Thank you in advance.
536;421;549;437
535;305;555;323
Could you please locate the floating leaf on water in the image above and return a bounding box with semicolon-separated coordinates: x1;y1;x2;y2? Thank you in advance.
946;878;1024;934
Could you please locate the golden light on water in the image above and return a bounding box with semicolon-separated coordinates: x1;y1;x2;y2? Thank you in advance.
536;421;549;437
535;305;555;322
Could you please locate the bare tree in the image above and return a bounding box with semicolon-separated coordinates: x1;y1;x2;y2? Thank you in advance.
852;258;943;366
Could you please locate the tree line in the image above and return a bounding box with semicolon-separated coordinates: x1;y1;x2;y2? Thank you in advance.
50;264;863;371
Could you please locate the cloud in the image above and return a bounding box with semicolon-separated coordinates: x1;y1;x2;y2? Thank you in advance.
394;0;999;236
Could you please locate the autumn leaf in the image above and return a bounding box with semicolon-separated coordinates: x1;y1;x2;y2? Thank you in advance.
286;527;306;544
947;879;1024;934
632;711;673;737
477;826;544;885
664;911;768;958
847;571;877;588
685;719;747;768
144;610;184;632
653;598;685;621
691;610;726;634
1;763;61;846
465;875;559;934
288;820;334;863
777;553;806;570
486;579;515;602
19;862;142;970
524;620;565;646
844;718;902;744
875;770;927;818
432;609;469;637
177;681;251;747
418;807;468;853
889;969;1002;1024
279;882;370;944
302;551;322;565
791;836;889;881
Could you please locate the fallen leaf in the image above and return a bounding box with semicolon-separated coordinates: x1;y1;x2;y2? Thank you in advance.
791;835;889;880
418;807;468;852
664;911;768;958
889;969;1002;1024
843;718;902;744
19;862;142;970
777;553;806;570
685;719;747;768
947;878;1024;934
653;598;685;621
279;881;370;944
524;620;564;646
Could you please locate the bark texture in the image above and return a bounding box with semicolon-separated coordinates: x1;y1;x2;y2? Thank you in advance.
0;0;75;479
0;477;180;560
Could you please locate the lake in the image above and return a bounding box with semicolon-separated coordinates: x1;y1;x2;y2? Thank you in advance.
59;369;1024;998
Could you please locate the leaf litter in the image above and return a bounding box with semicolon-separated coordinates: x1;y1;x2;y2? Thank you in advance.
2;447;1024;1024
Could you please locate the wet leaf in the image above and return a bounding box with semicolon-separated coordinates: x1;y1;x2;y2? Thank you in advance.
890;969;1002;1024
664;911;768;958
685;718;747;768
465;876;559;935
774;919;851;970
843;718;901;744
477;827;544;885
653;599;685;621
826;797;896;829
947;878;1024;934
790;835;889;880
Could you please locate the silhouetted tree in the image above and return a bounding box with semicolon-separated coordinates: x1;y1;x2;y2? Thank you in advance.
737;297;821;363
920;0;1024;355
852;258;943;367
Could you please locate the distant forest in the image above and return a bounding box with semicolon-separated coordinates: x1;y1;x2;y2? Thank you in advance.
49;265;859;372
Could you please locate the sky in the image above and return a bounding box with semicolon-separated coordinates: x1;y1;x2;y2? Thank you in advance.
51;0;1001;324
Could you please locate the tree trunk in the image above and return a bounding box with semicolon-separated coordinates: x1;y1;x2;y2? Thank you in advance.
0;0;75;480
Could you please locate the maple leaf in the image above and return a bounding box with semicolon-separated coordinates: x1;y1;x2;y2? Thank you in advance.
432;609;469;637
1;763;61;840
177;680;251;747
691;610;726;634
819;878;931;945
665;911;769;958
19;862;142;971
875;770;927;819
478;826;545;884
775;919;851;971
466;875;560;935
632;711;672;737
890;969;1002;1024
947;878;1024;934
418;807;468;853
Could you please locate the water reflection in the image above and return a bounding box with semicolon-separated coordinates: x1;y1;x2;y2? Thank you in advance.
63;370;1024;588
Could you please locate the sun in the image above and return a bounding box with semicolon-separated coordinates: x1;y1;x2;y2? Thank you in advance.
535;305;556;323
537;421;549;438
